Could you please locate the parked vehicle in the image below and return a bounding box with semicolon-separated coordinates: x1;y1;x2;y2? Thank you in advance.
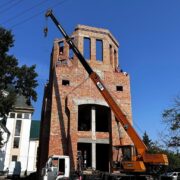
160;172;180;180
41;155;70;180
7;161;21;179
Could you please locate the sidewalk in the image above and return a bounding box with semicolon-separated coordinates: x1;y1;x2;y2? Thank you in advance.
0;176;6;180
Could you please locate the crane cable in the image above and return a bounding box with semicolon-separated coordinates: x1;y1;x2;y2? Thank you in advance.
0;0;50;25
9;0;68;29
0;0;22;14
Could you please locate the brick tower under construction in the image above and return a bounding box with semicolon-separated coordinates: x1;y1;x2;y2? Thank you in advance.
38;25;132;172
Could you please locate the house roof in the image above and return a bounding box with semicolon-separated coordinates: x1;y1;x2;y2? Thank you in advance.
30;120;40;140
14;95;34;113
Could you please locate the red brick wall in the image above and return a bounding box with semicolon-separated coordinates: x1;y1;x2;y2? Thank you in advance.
38;25;132;172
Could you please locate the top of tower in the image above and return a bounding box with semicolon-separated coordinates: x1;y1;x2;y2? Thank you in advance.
75;24;119;47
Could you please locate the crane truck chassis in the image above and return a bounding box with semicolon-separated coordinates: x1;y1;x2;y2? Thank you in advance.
42;9;169;180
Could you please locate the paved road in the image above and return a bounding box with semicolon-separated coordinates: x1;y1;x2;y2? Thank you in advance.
0;176;6;179
0;176;29;180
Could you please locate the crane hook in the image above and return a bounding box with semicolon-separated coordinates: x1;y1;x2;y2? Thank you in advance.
44;27;48;37
44;11;49;37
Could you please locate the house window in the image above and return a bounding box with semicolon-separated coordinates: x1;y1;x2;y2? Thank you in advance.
13;120;22;149
17;113;22;119
116;86;123;91
84;37;91;60
12;155;17;161
24;113;30;119
13;137;20;148
62;80;70;86
15;120;22;136
96;39;103;61
10;113;15;118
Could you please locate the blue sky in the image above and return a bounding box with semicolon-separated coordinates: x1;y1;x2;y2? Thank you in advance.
0;0;180;141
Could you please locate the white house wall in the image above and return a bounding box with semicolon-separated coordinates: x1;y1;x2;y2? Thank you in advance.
3;117;16;171
27;140;39;173
19;119;31;172
0;113;33;174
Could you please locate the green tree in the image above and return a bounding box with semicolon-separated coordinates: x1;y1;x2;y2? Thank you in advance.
143;132;180;170
162;96;180;151
165;151;180;170
142;131;161;153
0;26;38;142
142;131;153;149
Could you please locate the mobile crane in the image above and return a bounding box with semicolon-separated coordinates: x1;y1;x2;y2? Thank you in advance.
45;9;168;177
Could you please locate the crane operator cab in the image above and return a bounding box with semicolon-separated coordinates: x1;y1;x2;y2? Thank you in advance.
113;145;146;173
113;145;134;169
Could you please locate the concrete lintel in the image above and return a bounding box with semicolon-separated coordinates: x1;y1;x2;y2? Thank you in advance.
78;138;109;144
73;98;108;107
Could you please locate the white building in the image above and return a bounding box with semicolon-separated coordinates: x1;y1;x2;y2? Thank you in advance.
27;121;39;173
0;95;40;175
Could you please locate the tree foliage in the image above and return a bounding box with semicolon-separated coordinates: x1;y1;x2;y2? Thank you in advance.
162;96;180;150
143;131;180;170
142;131;153;149
0;26;38;119
143;131;163;154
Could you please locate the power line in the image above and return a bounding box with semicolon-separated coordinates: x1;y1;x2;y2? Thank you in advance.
0;0;23;14
1;0;51;25
9;0;68;29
